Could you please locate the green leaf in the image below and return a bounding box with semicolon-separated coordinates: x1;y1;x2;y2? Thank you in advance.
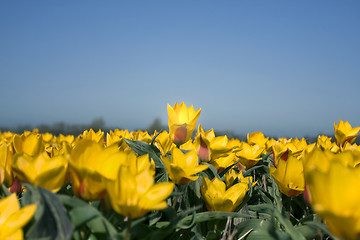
200;162;221;180
59;195;119;239
303;221;341;240
124;138;151;155
248;204;306;240
23;184;74;240
68;206;99;228
124;138;168;181
294;225;318;239
1;184;11;197
236;218;290;240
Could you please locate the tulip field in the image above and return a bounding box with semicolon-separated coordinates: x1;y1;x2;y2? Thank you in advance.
1;102;360;240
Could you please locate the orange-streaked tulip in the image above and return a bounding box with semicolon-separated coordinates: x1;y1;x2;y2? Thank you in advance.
194;124;233;162
270;150;304;197
167;102;201;146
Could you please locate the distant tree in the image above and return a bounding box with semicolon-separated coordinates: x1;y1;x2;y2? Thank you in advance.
88;117;105;131
147;118;167;134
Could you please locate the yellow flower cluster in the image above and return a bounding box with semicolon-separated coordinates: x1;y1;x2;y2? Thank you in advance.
0;128;174;219
1;101;360;240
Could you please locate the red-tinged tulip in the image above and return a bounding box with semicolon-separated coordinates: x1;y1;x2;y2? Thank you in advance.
167;102;201;146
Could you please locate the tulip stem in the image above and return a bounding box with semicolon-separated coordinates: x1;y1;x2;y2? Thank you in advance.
287;197;291;221
124;217;132;240
172;195;180;209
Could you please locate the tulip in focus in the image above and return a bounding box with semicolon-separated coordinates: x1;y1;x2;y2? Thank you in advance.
201;176;255;212
0;194;37;239
167;102;201;146
235;142;264;169
194;124;233;163
162;148;208;184
153;131;176;156
224;168;253;189
270;146;304;197
105;165;174;219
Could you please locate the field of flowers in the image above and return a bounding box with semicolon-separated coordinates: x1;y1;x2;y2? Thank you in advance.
1;102;359;240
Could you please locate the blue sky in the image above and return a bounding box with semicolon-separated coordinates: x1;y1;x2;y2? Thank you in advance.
1;1;359;137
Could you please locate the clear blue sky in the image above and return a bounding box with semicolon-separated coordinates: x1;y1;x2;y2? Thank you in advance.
1;1;360;137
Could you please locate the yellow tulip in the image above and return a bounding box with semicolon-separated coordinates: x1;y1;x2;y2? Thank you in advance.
58;134;75;145
0;131;14;142
0;194;37;240
247;132;268;149
201;176;254;212
265;138;277;153
316;135;337;152
69;140;126;200
98;149;155;181
303;148;360;176
162;148;208;185
106;129;131;149
153;131;176;156
179;139;195;151
272;141;303;166
130;130;152;143
235;142;264;169
105;165;174;219
13;133;43;156
167;102;201;146
305;156;360;240
42;132;54;143
334;120;360;147
81;129;104;143
224;168;253;189
270;150;304;197
210;153;237;171
194;124;233;163
12;151;68;192
0;142;14;186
